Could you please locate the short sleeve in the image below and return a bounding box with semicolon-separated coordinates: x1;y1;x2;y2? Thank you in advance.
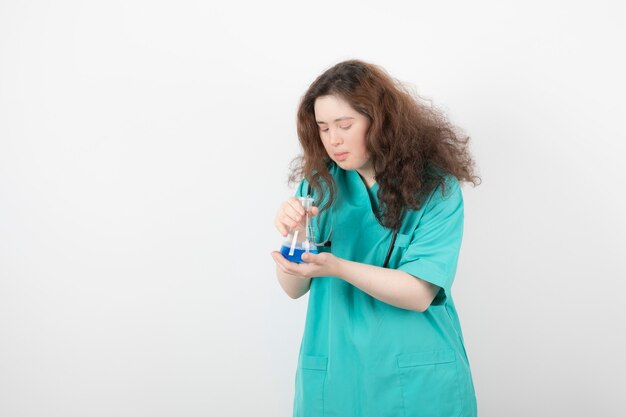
397;177;464;297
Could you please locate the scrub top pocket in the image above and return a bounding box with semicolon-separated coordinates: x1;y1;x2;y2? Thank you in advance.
294;355;328;417
385;232;412;269
396;349;462;417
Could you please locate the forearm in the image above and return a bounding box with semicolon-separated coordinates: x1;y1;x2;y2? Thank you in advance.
335;258;437;312
276;265;311;299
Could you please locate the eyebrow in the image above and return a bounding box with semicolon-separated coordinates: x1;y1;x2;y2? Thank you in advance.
316;117;355;124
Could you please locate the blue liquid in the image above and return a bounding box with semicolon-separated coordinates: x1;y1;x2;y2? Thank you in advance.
280;244;318;263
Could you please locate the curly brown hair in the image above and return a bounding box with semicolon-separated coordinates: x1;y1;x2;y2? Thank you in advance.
289;59;481;231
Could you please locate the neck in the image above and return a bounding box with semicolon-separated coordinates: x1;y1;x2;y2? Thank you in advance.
356;169;376;189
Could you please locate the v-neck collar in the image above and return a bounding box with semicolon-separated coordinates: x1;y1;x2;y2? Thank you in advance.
344;168;380;217
348;168;377;192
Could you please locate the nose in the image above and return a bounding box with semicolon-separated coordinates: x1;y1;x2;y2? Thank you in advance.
329;128;343;146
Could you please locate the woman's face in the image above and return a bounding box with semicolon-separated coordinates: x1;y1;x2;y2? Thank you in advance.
314;95;373;175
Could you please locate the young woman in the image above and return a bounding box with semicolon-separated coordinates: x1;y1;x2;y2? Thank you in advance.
270;59;480;417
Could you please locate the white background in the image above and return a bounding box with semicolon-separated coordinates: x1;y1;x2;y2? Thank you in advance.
1;1;625;416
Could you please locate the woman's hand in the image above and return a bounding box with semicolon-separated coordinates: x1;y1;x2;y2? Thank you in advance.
274;197;319;237
270;251;341;279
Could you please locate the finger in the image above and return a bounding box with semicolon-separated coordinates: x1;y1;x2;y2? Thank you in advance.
279;214;301;232
271;251;298;273
301;252;319;264
281;200;304;227
286;201;318;225
276;205;302;234
287;197;306;216
285;205;304;225
272;252;313;279
271;252;290;272
273;218;288;237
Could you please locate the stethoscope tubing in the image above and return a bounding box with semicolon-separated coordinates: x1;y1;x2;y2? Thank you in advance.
307;183;400;269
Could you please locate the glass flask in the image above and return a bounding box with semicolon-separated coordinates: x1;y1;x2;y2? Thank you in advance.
279;196;318;263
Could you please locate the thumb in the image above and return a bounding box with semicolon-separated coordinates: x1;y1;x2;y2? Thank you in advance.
301;252;317;263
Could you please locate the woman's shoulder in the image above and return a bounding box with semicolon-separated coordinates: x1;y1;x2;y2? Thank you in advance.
441;174;461;195
423;175;463;211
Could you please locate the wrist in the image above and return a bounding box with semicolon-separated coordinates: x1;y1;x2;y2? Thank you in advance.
332;256;348;279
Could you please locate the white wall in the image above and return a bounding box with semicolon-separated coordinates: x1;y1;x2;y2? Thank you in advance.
1;1;624;416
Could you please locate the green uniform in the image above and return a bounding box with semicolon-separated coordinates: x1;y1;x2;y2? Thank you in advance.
292;163;477;417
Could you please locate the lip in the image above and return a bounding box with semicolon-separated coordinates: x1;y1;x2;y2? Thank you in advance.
334;152;349;161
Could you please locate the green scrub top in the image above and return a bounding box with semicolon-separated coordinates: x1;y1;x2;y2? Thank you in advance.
292;163;477;417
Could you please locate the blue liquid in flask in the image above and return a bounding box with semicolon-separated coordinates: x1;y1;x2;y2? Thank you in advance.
280;243;318;263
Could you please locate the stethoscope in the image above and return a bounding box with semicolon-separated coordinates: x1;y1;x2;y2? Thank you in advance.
306;184;401;268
